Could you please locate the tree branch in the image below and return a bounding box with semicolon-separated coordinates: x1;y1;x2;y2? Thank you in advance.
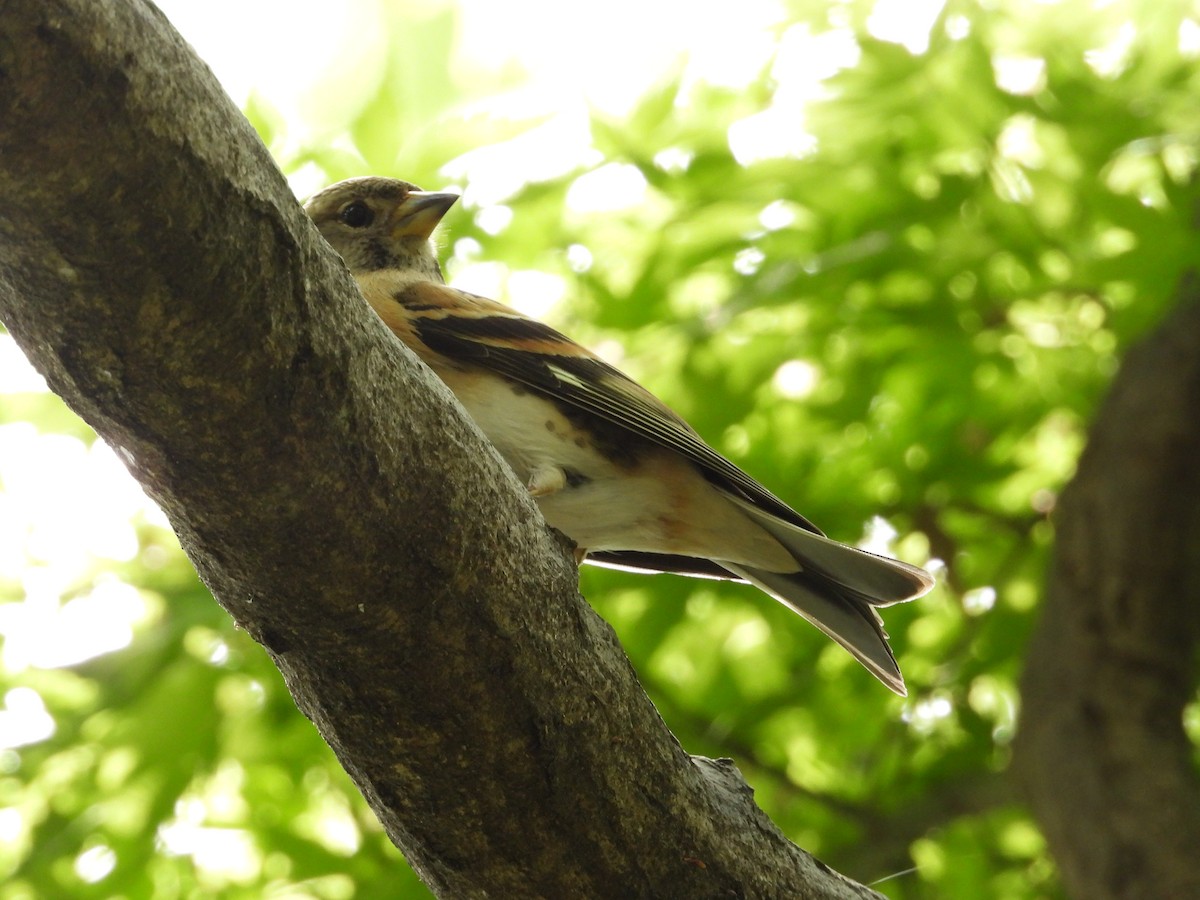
1014;278;1200;898
0;1;882;896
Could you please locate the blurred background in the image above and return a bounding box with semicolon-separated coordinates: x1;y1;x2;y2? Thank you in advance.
2;0;1198;896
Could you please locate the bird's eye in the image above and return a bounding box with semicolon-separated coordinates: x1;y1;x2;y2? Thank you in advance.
339;201;374;228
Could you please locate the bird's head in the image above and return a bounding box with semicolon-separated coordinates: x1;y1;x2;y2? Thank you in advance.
304;176;459;277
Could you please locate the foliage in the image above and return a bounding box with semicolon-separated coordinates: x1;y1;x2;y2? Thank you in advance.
2;0;1198;897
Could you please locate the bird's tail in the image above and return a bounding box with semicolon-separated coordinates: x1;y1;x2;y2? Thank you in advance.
722;496;934;695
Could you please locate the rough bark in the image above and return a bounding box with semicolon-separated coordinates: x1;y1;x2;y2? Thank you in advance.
1014;281;1200;899
0;2;881;897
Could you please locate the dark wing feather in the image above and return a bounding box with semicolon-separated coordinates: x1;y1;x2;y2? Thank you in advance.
586;550;746;581
397;281;823;536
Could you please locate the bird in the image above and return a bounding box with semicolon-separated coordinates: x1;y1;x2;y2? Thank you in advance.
304;176;934;695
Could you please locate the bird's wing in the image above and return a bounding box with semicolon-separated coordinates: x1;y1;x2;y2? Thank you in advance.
584;549;746;581
394;280;823;536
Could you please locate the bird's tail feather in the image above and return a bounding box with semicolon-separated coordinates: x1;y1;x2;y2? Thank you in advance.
722;495;935;695
726;495;934;605
721;563;908;694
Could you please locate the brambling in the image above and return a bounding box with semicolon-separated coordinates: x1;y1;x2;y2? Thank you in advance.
305;177;934;695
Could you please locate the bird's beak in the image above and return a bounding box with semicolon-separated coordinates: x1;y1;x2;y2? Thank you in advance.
391;191;459;240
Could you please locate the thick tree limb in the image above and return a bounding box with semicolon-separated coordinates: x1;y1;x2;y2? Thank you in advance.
1015;282;1200;899
0;2;882;896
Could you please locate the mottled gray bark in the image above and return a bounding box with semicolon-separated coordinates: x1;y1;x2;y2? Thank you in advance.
0;1;879;897
1015;282;1200;899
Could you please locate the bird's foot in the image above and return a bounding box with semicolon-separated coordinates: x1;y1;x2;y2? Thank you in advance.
527;465;566;497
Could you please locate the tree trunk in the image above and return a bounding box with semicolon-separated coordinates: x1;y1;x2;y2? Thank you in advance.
0;2;881;897
1014;280;1200;899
